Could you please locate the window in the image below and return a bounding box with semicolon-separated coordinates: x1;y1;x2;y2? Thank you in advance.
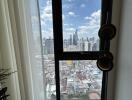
62;0;101;52
0;0;115;100
38;0;115;100
39;0;55;100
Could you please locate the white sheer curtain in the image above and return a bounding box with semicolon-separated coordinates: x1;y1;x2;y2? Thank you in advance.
0;0;45;100
27;0;46;99
14;0;46;99
0;0;21;100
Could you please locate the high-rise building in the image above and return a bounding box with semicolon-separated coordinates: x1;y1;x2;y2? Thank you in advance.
73;29;78;45
96;39;100;50
45;38;54;54
88;42;91;51
84;41;89;51
92;43;97;51
83;40;92;51
69;34;72;45
79;38;85;51
87;37;89;42
89;37;95;43
63;39;69;48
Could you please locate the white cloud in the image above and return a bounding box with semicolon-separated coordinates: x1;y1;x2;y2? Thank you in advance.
80;4;85;8
84;10;100;21
64;23;73;27
67;11;78;17
63;23;75;33
62;4;72;9
67;0;74;2
68;12;75;16
40;0;52;22
40;0;66;24
63;27;76;38
79;10;101;38
64;24;69;26
91;10;101;18
62;14;65;20
40;0;101;39
65;27;75;31
42;28;53;38
84;16;92;20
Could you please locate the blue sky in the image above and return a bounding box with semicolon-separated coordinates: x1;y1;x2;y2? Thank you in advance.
39;0;101;39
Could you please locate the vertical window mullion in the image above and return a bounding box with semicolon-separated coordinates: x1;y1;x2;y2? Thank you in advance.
52;0;63;100
101;0;113;100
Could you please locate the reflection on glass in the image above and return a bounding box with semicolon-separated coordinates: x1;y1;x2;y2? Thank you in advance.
59;60;102;100
39;0;55;100
62;0;101;51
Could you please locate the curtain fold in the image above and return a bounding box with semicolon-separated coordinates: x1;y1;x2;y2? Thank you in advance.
0;0;21;100
0;0;45;100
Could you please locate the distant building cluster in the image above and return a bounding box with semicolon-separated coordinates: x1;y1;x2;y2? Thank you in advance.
43;37;54;54
42;30;102;100
42;29;100;54
63;29;99;51
59;61;102;95
43;54;102;100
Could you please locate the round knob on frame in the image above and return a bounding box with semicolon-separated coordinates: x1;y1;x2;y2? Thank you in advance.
98;24;116;40
97;52;113;71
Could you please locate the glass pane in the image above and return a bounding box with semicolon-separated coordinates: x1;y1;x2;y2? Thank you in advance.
28;0;45;99
59;60;102;100
62;0;101;51
39;0;56;100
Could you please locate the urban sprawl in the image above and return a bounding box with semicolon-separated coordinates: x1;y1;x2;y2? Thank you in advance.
43;30;102;100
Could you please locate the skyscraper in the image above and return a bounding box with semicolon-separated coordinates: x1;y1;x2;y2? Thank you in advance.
79;38;85;51
96;39;100;50
88;42;91;51
69;34;72;45
92;43;97;51
45;38;54;54
63;39;69;48
73;29;79;45
84;41;89;51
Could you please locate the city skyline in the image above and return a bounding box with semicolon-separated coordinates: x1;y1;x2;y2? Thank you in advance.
38;0;102;99
39;0;101;39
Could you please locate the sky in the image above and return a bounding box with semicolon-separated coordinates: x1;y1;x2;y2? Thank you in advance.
39;0;101;39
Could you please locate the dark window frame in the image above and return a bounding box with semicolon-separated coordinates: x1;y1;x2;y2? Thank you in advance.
52;0;113;100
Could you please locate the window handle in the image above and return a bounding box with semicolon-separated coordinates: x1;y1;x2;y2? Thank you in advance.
97;24;116;71
99;24;116;40
97;52;113;71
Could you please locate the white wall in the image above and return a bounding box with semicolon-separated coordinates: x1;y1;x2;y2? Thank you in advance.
115;0;132;100
106;0;121;99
